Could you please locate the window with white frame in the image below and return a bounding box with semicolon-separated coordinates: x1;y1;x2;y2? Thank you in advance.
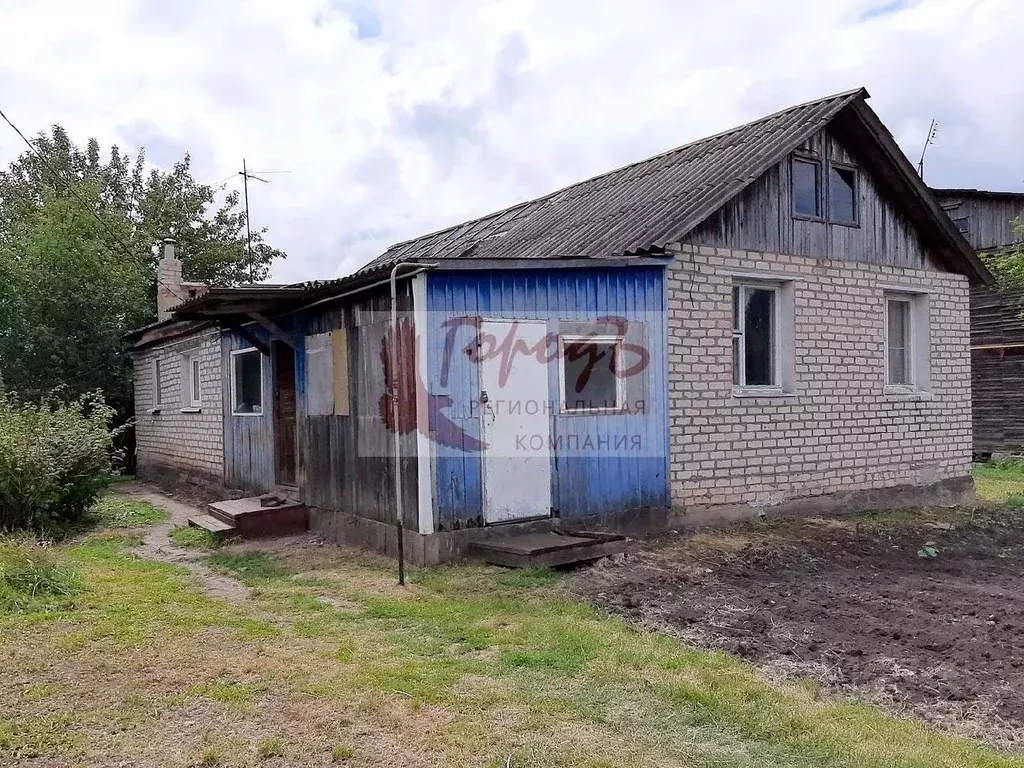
884;292;929;389
732;283;779;388
231;349;263;415
184;355;202;407
560;335;622;413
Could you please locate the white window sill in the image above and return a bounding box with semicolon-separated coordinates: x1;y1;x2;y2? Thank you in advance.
232;411;265;417
884;386;932;401
180;406;202;413
732;387;797;399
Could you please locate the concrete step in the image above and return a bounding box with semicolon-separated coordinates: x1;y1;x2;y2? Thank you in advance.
469;529;627;568
188;514;236;534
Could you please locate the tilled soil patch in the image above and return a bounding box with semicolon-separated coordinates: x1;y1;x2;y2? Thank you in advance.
572;509;1024;748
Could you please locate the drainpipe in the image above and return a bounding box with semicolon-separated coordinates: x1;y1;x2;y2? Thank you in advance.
389;261;437;585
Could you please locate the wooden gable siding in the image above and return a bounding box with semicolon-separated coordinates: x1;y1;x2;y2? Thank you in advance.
935;193;1024;252
298;285;419;531
686;126;943;271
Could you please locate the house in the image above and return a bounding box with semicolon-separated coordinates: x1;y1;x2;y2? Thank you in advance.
932;188;1024;252
931;188;1024;456
128;86;991;564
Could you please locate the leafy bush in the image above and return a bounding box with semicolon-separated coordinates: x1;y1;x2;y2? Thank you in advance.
0;539;80;613
0;392;123;533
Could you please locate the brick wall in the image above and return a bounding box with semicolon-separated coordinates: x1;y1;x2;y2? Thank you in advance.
133;328;225;486
667;244;972;508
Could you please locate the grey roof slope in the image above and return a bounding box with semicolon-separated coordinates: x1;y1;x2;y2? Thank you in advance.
352;86;990;285
359;88;867;272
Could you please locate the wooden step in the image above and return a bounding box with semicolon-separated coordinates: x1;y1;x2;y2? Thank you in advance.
188;514;236;534
205;496;308;539
469;529;627;568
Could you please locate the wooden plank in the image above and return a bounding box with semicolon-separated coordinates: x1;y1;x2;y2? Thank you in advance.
332;328;351;416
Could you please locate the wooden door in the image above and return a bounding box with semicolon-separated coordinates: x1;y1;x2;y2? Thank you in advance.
273;341;297;487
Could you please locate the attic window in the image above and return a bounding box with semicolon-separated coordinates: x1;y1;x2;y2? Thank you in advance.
829;165;857;224
792;158;821;218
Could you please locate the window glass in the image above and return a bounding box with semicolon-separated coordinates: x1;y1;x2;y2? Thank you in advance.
155;359;168;405
190;358;202;405
792;159;820;217
829;166;857;222
743;289;776;386
563;339;619;412
953;217;970;235
233;350;263;414
887;299;912;385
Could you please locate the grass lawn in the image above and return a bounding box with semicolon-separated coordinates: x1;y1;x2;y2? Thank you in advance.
973;460;1024;506
2;471;1023;767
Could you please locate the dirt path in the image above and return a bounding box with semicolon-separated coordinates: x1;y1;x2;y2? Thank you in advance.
114;483;250;603
571;510;1024;749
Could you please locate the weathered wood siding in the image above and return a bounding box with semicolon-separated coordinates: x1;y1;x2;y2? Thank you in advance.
934;193;1024;251
298;286;419;531
971;286;1024;454
222;327;275;494
687;126;944;271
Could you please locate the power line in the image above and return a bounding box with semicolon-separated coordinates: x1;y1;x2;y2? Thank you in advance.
0;105;189;304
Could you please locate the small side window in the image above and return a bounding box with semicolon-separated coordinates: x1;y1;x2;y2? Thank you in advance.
884;292;930;392
231;349;264;415
154;358;169;407
792;157;821;218
186;356;202;407
732;284;778;388
560;336;622;413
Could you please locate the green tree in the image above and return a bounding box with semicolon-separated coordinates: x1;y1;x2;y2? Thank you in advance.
981;217;1024;293
0;126;287;408
0;181;149;407
0;125;285;287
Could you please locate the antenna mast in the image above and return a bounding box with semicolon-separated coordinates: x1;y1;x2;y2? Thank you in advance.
917;119;939;180
238;159;269;284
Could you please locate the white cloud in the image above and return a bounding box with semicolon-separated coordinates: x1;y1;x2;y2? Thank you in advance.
0;0;1021;283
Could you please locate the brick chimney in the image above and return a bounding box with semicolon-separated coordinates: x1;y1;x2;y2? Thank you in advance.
156;238;183;322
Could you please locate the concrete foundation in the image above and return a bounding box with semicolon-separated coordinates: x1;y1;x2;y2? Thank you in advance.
310;475;977;565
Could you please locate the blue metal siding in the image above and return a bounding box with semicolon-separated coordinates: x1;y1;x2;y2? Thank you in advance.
425;267;668;525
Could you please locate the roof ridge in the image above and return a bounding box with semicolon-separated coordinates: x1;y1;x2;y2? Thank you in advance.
374;86;868;257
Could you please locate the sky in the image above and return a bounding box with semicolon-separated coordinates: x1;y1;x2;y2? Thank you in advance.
0;0;1021;283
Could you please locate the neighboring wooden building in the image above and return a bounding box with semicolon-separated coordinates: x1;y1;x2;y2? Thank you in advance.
129;87;991;563
970;286;1024;456
931;188;1024;455
932;188;1024;252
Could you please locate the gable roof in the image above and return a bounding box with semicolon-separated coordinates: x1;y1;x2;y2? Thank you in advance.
355;87;990;285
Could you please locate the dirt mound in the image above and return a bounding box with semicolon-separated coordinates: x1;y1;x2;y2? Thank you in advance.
573;510;1024;747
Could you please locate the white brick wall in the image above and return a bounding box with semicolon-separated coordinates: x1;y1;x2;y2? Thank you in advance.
667;245;972;508
133;328;225;484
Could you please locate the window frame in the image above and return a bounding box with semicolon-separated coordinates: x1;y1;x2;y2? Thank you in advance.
732;281;782;392
827;161;859;226
154;358;167;408
791;155;823;221
185;355;202;408
558;334;624;415
884;294;916;390
230;348;265;417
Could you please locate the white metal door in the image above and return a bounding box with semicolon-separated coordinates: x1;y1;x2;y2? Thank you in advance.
480;320;552;524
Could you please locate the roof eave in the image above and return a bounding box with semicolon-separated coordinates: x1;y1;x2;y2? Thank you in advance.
845;101;995;286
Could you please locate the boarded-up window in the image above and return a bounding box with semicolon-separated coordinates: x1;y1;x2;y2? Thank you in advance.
305;331;350;416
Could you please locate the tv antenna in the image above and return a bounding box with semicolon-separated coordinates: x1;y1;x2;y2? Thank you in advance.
237;160;291;283
917;119;938;180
